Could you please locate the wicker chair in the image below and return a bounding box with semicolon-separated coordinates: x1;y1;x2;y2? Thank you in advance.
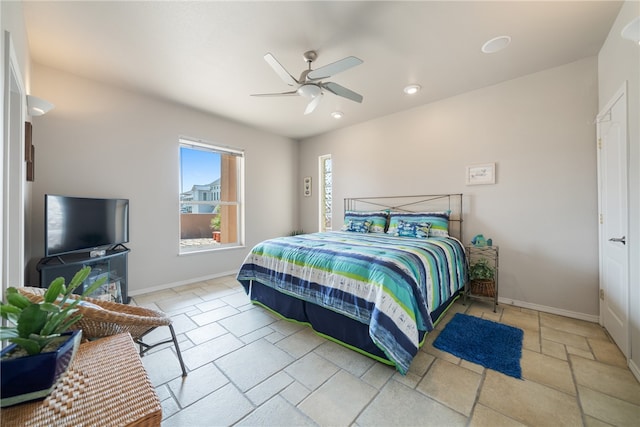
19;287;187;377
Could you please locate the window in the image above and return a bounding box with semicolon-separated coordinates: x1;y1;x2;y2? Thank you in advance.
179;138;244;253
319;154;332;232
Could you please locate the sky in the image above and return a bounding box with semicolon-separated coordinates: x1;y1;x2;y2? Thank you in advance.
180;147;221;193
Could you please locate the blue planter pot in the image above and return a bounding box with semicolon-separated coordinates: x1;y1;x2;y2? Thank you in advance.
0;330;82;407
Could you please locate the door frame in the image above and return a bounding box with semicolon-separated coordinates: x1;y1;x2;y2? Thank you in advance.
2;30;26;295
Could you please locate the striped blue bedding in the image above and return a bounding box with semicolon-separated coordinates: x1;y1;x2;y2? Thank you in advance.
237;231;467;374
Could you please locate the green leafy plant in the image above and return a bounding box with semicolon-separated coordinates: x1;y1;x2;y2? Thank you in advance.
210;215;221;232
0;267;106;356
469;259;495;281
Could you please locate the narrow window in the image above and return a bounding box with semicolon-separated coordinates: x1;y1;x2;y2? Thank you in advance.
179;138;244;253
319;154;332;232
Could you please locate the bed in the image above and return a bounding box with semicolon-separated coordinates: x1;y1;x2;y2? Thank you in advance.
237;194;467;374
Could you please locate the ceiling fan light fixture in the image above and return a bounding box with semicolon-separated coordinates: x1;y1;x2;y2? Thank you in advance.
621;16;640;44
403;84;421;95
481;36;511;54
297;84;322;98
331;111;343;119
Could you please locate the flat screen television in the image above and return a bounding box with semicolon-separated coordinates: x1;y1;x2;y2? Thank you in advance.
45;194;129;257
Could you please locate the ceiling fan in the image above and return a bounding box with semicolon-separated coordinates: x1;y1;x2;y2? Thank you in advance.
251;50;364;115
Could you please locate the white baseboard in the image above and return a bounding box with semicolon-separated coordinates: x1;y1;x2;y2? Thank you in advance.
497;297;600;323
128;269;239;296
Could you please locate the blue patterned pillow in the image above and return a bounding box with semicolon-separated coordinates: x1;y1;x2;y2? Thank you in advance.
345;219;372;233
387;211;450;237
395;220;432;238
342;211;388;233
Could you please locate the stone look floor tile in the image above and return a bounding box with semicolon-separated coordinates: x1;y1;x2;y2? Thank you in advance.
134;274;639;426
275;327;326;358
520;349;576;395
479;370;582;426
417;358;482;416
167;362;228;407
541;338;567;360
280;381;311;406
578;385;640;426
469;404;527;427
313;340;375;377
245;371;294;406
184;322;227;345
140;347;185;386
218;309;278;337
357;379;467;426
181;333;244;370
163;383;254;426
215;339;294;391
190;305;240;326
284;352;340;390
501;308;539;332
540;312;609;340
155;292;204;312
541;325;591;351
361;362;395;389
589;337;629;368
571;355;640;405
298;370;377;426
237;395;317;426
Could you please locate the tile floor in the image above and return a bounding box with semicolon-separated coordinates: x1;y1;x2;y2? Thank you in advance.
132;275;640;426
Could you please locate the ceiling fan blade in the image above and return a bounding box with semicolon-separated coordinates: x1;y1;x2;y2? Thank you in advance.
304;93;323;115
307;56;363;80
321;82;363;103
264;53;298;86
251;90;299;97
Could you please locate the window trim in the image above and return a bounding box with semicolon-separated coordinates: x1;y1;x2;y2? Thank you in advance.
318;154;332;232
179;137;245;254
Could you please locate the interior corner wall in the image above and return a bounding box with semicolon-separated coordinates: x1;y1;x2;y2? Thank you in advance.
29;64;298;293
299;56;600;318
598;0;640;377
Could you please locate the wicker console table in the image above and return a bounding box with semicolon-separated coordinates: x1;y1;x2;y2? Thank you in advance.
1;333;161;426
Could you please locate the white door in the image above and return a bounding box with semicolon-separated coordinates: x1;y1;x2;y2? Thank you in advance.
597;84;629;358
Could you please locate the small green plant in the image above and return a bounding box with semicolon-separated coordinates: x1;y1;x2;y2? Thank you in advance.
469;259;495;281
289;230;305;236
0;267;105;356
210;215;221;231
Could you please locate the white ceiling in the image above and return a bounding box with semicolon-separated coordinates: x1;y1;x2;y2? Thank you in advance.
23;1;623;140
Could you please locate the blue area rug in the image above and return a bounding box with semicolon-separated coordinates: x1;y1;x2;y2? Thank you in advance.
433;313;524;379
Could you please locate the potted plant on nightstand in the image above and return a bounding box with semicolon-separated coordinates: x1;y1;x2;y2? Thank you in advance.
0;267;105;407
468;259;496;297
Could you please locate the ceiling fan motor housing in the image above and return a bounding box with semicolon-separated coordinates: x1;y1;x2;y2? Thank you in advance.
303;50;318;64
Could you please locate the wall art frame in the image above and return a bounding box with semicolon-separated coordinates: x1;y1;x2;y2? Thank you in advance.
466;163;495;185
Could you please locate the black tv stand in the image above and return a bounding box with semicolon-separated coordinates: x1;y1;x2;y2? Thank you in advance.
37;248;130;304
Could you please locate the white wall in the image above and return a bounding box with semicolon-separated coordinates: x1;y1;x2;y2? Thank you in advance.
299;57;600;319
598;0;640;379
29;64;298;293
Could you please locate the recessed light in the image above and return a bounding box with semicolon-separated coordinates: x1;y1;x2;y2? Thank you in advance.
331;111;343;119
481;36;511;54
403;84;421;95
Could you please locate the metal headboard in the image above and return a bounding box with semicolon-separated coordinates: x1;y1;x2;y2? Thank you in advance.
344;194;463;242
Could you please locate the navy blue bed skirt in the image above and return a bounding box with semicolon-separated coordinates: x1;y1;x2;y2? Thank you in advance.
244;280;461;366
